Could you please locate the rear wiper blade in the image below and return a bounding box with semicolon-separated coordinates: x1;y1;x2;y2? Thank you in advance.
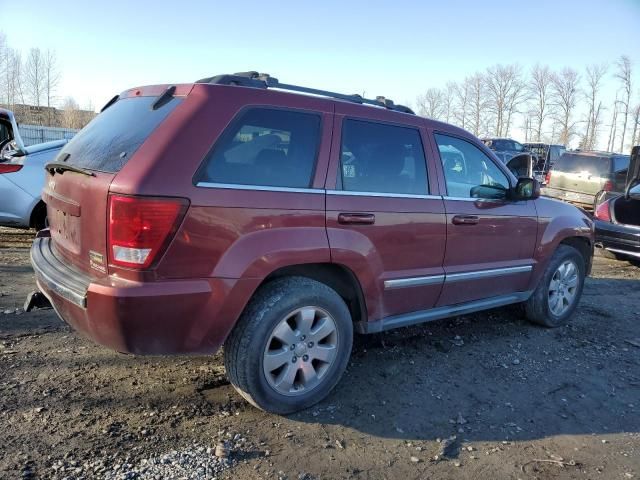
45;162;95;177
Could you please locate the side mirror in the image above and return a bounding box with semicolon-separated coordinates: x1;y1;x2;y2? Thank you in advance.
511;177;540;200
470;184;508;200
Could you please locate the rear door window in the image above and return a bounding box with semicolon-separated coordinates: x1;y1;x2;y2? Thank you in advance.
59;95;182;173
338;119;428;195
198;108;321;189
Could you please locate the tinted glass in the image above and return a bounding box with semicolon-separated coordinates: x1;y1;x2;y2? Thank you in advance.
435;134;510;199
492;139;524;152
339;119;428;195
554;153;613;175
0;122;9;143
200;108;320;188
613;156;630;173
59;96;181;173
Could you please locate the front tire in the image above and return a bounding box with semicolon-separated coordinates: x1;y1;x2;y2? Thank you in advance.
525;245;586;327
224;276;353;414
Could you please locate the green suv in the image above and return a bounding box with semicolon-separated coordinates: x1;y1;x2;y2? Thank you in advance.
543;151;630;210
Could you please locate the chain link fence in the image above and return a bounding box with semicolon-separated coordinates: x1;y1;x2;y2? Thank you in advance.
18;124;79;147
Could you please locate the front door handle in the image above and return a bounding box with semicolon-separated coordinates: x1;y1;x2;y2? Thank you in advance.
338;213;376;225
452;215;479;225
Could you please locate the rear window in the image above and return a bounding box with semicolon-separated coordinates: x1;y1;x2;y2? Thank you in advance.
197;108;321;189
58;95;182;173
554;153;612;175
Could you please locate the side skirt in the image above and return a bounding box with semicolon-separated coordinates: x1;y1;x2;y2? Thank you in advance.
355;291;533;334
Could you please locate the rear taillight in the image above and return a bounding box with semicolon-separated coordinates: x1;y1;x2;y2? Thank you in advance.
602;180;614;192
544;170;552;184
0;164;22;174
594;199;612;222
108;195;188;269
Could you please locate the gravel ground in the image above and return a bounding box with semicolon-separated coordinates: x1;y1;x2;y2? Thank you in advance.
0;226;639;480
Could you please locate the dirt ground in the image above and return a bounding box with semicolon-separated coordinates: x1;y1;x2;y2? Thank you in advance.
0;226;639;480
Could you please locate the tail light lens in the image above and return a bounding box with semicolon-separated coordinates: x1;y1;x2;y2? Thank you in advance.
602;180;614;192
0;164;23;174
544;170;552;184
594;199;612;222
108;195;188;269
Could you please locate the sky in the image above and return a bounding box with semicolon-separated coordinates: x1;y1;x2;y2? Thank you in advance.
1;0;639;144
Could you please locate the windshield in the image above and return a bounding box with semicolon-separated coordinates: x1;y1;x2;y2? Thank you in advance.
58;95;182;173
489;139;524;152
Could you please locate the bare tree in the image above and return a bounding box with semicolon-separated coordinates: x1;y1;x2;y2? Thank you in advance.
528;64;553;141
43;49;60;124
630;103;640;147
504;75;527;137
606;97;620;152
61;96;82;129
6;49;24;108
467;73;487;137
453;80;470;129
484;64;523;137
25;47;45;108
614;55;633;152
581;63;608;150
551;68;580;146
416;87;445;120
442;82;456;124
0;32;7;104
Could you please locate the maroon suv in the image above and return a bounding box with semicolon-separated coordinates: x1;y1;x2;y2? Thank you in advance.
31;72;594;414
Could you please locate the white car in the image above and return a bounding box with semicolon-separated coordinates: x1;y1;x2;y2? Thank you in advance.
0;108;68;229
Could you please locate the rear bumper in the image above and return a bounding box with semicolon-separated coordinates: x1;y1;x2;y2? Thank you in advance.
31;237;257;355
542;187;595;209
594;219;640;258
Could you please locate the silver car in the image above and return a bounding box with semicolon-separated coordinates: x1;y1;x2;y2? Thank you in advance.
0;108;67;229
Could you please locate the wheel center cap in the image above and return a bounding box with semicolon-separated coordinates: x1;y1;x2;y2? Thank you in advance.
294;342;308;356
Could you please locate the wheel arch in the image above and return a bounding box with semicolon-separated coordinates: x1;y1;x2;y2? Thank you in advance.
29;200;47;230
559;235;593;274
260;263;368;325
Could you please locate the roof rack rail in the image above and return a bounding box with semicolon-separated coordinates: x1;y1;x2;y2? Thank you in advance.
195;71;415;115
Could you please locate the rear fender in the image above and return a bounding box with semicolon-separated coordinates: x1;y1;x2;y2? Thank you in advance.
212;227;331;278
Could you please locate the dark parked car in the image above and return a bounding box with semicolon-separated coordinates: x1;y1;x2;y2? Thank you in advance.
543;150;630;210
31;72;594;414
481;137;527;159
522;143;566;184
481;137;535;179
594;146;640;262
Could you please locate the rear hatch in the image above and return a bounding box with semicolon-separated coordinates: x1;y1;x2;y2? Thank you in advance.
548;153;611;195
43;88;185;279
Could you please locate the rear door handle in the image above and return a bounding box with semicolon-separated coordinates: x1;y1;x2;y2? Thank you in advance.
452;215;479;225
338;213;376;225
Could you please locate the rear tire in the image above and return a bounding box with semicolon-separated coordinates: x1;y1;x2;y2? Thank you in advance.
224;276;353;415
525;245;586;328
30;202;47;232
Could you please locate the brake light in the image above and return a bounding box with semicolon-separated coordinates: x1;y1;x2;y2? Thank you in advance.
594;199;611;222
108;195;188;269
0;164;22;174
602;180;614;192
544;170;551;184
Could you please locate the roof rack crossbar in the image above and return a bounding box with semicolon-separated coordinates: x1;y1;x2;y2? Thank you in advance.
195;72;414;115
